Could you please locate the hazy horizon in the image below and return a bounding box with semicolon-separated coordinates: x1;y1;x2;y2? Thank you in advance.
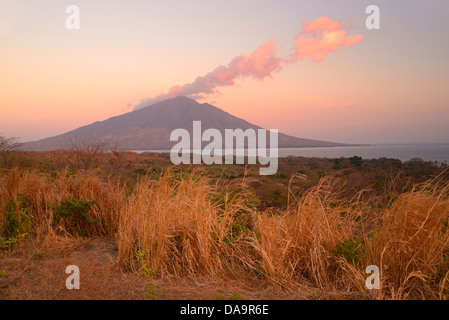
1;0;448;145
18;95;449;146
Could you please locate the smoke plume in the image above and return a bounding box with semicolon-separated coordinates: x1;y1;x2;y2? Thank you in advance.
134;17;363;110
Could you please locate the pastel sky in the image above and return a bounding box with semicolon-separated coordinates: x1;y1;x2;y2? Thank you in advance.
1;0;448;144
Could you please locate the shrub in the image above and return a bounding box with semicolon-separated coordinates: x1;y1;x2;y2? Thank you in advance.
332;238;364;265
52;198;99;236
349;156;363;167
0;198;33;249
136;249;163;300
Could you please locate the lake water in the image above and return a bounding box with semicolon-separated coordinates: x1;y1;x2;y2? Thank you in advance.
135;143;449;163
277;144;449;163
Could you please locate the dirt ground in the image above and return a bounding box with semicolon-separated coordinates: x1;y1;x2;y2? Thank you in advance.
0;238;314;300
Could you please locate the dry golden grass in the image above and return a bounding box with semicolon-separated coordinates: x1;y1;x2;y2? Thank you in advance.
252;178;360;289
0;169;125;237
365;178;449;299
117;171;251;277
1;167;448;299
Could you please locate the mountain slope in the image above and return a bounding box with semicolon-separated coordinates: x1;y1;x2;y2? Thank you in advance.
23;96;353;151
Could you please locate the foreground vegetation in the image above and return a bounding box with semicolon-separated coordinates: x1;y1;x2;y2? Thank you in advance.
0;148;448;299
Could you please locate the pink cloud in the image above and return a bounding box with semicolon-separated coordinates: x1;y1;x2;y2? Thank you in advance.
292;17;364;63
300;16;344;35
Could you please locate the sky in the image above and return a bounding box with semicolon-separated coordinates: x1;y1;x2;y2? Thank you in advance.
1;0;448;144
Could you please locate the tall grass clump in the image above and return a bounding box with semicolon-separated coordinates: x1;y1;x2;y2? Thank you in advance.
251;175;449;299
365;178;449;299
251;178;362;291
0;168;125;239
117;171;254;277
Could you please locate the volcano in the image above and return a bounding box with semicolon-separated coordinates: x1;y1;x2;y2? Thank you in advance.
22;96;355;151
